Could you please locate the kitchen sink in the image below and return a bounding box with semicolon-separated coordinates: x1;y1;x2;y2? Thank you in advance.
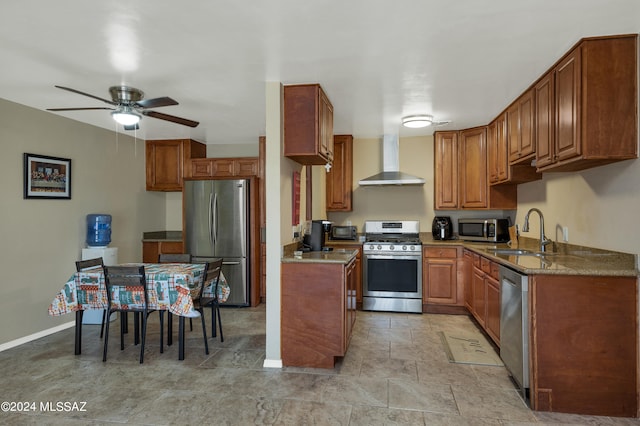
488;249;541;256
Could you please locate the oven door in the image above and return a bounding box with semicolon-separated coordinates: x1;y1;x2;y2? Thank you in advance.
363;253;422;299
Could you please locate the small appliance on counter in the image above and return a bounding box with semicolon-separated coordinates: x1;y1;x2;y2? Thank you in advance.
458;218;510;242
432;216;454;240
329;225;357;241
302;220;333;251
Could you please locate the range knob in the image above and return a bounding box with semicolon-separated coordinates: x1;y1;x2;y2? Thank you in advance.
402;245;407;250
376;245;382;250
368;244;375;250
389;245;395;250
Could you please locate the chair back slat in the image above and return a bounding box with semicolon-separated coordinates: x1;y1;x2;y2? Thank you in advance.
76;257;104;272
104;266;148;311
158;253;192;263
199;258;223;300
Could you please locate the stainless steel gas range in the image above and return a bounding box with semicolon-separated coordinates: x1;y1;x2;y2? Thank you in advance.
362;220;422;313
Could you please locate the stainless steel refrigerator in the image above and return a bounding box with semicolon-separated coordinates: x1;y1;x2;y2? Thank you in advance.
184;179;250;306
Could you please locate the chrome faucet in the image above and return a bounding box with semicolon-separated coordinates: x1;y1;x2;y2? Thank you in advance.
522;208;552;252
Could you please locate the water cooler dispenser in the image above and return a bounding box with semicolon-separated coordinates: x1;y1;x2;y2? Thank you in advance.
81;214;117;324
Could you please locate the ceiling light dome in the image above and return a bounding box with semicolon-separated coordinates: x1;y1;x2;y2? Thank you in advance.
111;106;141;126
402;114;433;128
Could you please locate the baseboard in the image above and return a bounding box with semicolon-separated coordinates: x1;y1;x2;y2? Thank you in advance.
0;321;75;352
263;358;283;369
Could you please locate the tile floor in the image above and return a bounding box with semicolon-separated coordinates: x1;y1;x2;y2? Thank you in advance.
0;306;637;425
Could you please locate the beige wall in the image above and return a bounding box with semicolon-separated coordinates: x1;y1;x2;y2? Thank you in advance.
0;98;165;346
516;160;640;254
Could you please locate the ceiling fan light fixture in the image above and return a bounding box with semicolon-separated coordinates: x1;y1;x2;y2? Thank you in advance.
402;114;433;128
111;106;141;126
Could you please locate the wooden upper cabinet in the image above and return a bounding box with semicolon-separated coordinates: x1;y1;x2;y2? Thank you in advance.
488;113;509;185
435;128;516;210
434;131;459;209
284;84;334;165
535;34;638;172
191;157;258;178
459;127;488;209
146;139;206;191
326;135;353;211
508;89;536;164
534;71;555;169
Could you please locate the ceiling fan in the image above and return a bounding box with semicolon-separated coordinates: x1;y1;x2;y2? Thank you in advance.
47;85;199;130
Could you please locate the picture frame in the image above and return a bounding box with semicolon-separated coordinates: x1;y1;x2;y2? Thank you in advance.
23;153;72;199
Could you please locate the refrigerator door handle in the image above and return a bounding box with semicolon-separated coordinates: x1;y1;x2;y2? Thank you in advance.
208;192;214;245
222;261;241;266
213;192;218;245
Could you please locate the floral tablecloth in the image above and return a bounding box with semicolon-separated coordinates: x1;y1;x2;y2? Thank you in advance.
48;263;230;318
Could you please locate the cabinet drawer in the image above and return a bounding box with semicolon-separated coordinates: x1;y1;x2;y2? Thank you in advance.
424;247;458;258
481;257;492;274
472;253;481;268
490;262;500;280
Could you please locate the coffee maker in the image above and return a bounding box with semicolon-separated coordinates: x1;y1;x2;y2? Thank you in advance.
303;220;333;251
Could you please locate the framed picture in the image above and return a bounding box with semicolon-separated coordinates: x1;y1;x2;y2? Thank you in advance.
23;153;72;199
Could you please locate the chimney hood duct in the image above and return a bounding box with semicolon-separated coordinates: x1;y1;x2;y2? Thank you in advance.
358;134;425;186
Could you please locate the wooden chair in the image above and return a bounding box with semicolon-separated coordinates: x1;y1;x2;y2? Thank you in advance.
75;257;106;338
157;253;192;263
103;265;150;363
193;258;224;354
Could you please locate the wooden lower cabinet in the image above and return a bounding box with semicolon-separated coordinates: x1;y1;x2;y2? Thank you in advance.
530;274;638;417
423;246;465;310
281;257;356;368
465;251;500;345
325;243;362;307
142;240;184;263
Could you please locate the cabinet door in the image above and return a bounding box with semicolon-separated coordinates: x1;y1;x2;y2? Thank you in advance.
487;121;499;184
459;127;488;209
326;135;353;211
535;71;555;168
472;267;486;327
555;47;581;162
508;90;536;164
425;258;457;305
319;89;334;161
191;158;215;178
235;158;258;176
462;250;473;310
519;90;535;159
485;274;500;345
434;131;458;209
146;140;184;191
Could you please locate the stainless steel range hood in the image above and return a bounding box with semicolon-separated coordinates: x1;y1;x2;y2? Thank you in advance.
358;134;425;186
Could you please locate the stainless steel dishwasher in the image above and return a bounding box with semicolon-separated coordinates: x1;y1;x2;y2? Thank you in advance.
499;265;529;403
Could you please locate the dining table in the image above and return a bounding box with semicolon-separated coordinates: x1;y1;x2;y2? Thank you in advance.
48;262;230;360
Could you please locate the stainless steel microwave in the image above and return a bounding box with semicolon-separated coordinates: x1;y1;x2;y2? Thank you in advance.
458;218;510;243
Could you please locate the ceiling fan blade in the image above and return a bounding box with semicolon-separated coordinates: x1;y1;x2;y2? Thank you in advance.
54;85;117;106
123;124;140;131
47;107;114;111
135;97;178;109
142;110;199;128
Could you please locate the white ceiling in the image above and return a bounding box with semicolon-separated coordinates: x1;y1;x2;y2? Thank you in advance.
1;1;639;145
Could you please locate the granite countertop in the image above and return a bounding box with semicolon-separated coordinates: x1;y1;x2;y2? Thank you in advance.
142;231;183;242
281;248;358;264
419;233;638;277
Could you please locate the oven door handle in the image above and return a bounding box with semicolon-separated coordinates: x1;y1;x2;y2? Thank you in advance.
364;254;422;260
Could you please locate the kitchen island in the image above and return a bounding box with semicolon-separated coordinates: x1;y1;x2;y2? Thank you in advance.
281;249;358;368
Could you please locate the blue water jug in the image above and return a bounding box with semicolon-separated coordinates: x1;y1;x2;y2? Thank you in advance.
86;214;112;247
